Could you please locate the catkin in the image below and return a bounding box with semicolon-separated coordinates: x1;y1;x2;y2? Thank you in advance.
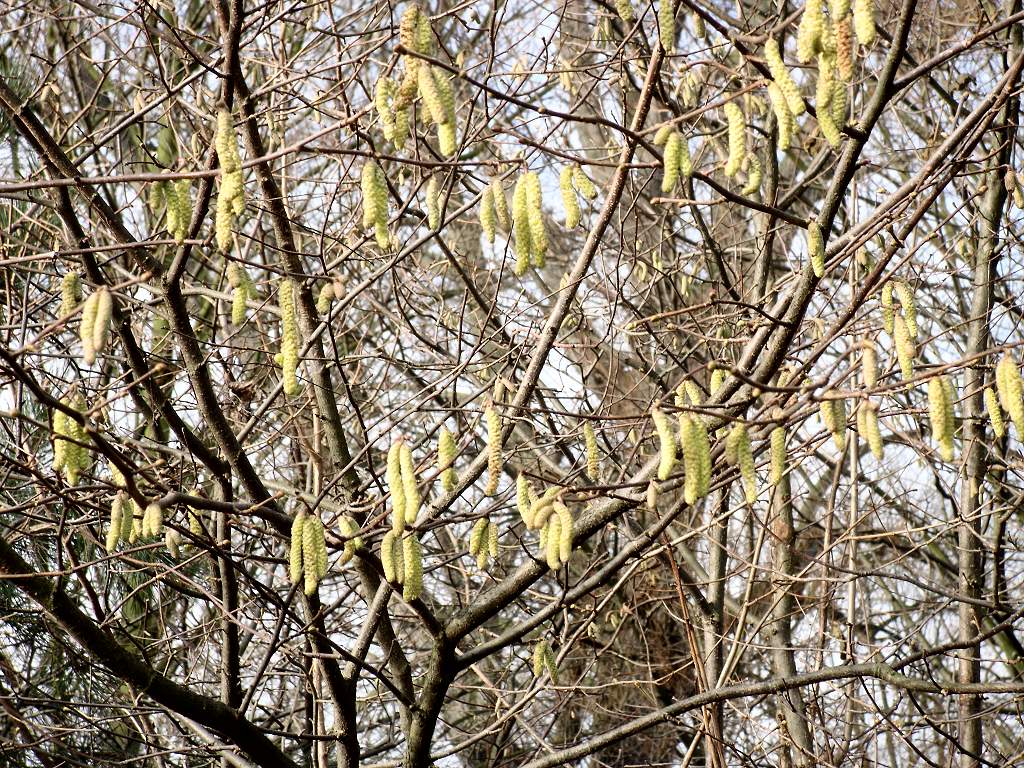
316;283;335;315
278;279;301;396
491;179;512;231
106;494;124;552
861;338;878;389
517;474;534;526
835;16;854;81
797;0;825;64
679;415;702;505
574;166;598;199
583;421;601;481
556;503;573;564
996;354;1024;433
79;290;99;365
300;514;319;595
859;402;884;459
613;0;633;22
426;175;441;230
438;426;458;492
530;487;560;531
545;512;563;570
400;441;420;524
662;131;682;192
770;425;786;486
361;161;390;249
742;154;762;196
808;221;825;278
985;386;1005;438
403;535;423;601
816;52;835;113
561;166;581;228
893;280;917;339
881;282;895;334
289;512;306;584
387;440;407;531
214;109;245;251
928;375;955;461
732;424;756;504
485;404;502;495
512;174;532;275
894;313;915;380
479;185;497;243
765;40;806;117
91;287;113;362
767;83;795;153
469;517;488;557
653;406;677;481
723;102;745;178
853;0;875;45
381;530;398;582
658;0;675;52
524;171;547;266
60;272;81;318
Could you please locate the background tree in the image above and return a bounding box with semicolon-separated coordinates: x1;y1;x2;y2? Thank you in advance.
2;1;1024;767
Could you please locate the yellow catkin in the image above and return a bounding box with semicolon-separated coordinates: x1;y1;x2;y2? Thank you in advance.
338;516;362;565
797;0;825;64
387;440;407;531
491;179;512;231
289;512;306;584
654;125;673;146
861;338;878;389
488;517;499;559
438;426;458;492
512;174;532;275
765;40;806;117
278;279;301;396
742;154;762;196
400;441;420;524
859;401;884;459
170;179;191;243
723;102;745;178
533;640;547;677
523;171;547;266
613;0;633;22
770;425;786;486
106;495;123;552
165;528;181;559
530;487;559;531
583;421;600;481
60;272;81;318
679;415;701;505
556;503;573;564
853;0;875;45
426;175;441;230
928;376;952;460
662;131;681;192
732;424;756;504
375;76;398;141
893;280;917;339
942;376;957;460
658;0;675;52
479;184;497;243
418;64;447;126
808;221;825;278
79;290;99;365
653;406;677;481
517;474;533;526
144;503;164;538
122;497;136;541
545;512;562;570
816;52;835;113
301;515;319;595
560;166;581;229
312;516;328;579
574;165;598;200
91;287;113;361
767;83;795;152
817;103;842;149
316;283;334;315
997;354;1024;433
402;535;423;600
485;404;502;495
835;16;854;81
694;417;711;496
894;313;915;380
470;517;488;557
381;530;398;582
361;161;389;249
881;282;894;334
984;386;1004;438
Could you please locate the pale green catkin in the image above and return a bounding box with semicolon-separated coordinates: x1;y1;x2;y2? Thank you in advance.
658;0;675;53
60;271;81;318
438;426;458;492
662;131;682;193
723;102;745;178
485;405;502;495
91;287;113;363
893;280;917;339
653;406;677;481
881;281;895;334
741;154;761;196
361;160;390;249
492;179;512;231
770;425;786;486
767;82;795;151
426;175;441;230
560;166;581;229
387;440;407;531
573;165;598;199
278;279;301;396
523;171;547;266
400;441;421;524
853;0;875;45
808;221;825;277
765;39;806;117
894;313;915;380
984;386;1005;438
479;184;497;243
517;474;533;527
583;421;600;482
512;174;533;276
402;535;423;601
861;338;878;389
797;0;825;64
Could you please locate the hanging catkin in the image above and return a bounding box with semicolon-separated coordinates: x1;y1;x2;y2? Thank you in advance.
485;404;502;495
658;0;675;52
858;401;884;459
402;535;423;601
512;174;532;276
573;166;598;199
545;512;563;570
984;386;1005;438
227;262;255;325
278;279;301;396
613;0;633;22
894;313;915;380
797;0;825;64
289;511;306;584
399;441;420;524
337;516;363;565
928;375;955;461
491;179;512;231
881;282;895;334
523;171;547;266
770;424;787;486
853;0;875;45
560;166;581;229
835;16;854;81
662;131;682;192
652;406;677;481
529;486;560;531
479;184;497;243
731;424;757;504
723;102;745;178
60;272;81;318
679;415;703;505
517;474;534;526
361;160;390;249
893;280;917;339
387;440;407;531
425;175;441;230
53;396;89;484
302;515;328;595
214;108;245;252
469;517;489;562
765;40;806;116
861;338;878;389
438;426;458;492
996;354;1024;434
741;154;762;196
381;530;398;582
808;221;825;278
583;421;601;482
767;82;795;151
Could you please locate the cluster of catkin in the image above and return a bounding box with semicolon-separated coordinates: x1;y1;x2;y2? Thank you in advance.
290;511;329;596
532;639;558;682
361;160;390;249
650;390;713;504
151;179;192;244
215;108;246;253
469;516;499;570
560;164;598;229
478;178;512;244
79;287;113;366
881;279;917;379
654;125;693;193
517;476;575;570
381;438;425;600
52;396;89;484
512;172;549;275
